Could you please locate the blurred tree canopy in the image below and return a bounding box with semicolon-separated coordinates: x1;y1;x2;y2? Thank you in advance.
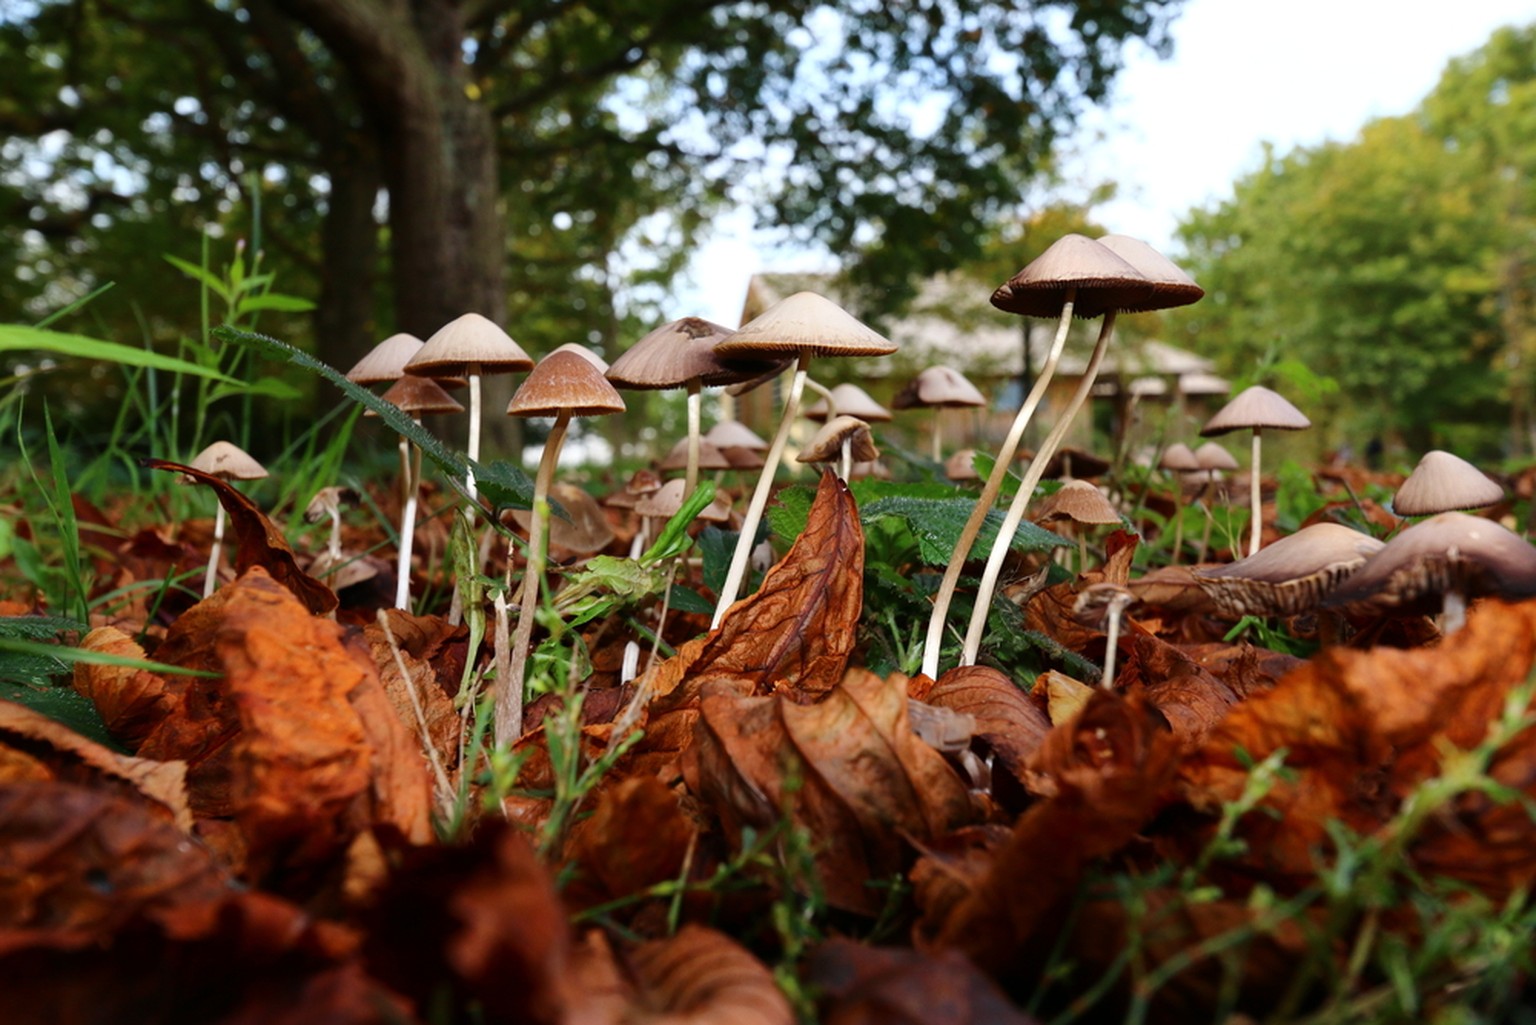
1;0;1183;384
1172;23;1536;462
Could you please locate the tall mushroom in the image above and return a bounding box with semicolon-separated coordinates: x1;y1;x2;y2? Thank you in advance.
497;348;625;746
187;441;268;598
345;332;426;507
1192;441;1240;562
796;415;879;481
708;292;896;628
1159;442;1201;564
892;365;987;462
803;382;893;425
1200;385;1311;557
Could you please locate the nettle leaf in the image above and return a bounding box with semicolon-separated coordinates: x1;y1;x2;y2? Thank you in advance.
0;616;83;686
0;680;118;748
698;525;734;596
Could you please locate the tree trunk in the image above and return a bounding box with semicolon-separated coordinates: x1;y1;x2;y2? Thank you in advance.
313;148;382;376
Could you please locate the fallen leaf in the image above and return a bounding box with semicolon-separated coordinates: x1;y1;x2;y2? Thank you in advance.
925;665;1051;779
1040;669;1093;726
359;620;460;769
808;937;1036;1025
626;924;793;1025
72;625;175;745
562;774;699;916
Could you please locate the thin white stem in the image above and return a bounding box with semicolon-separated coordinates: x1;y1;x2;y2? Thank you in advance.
840;438;852;481
395;420;422;611
712;354;810;628
802;377;837;420
397;434;412;509
960;312;1117;666
466;367;482;504
328;507;342;561
1442;589;1468;635
1249;429;1263;557
202;502;226;598
686;382;702;498
919;293;1077;679
1102;600;1127;690
931;413;943;463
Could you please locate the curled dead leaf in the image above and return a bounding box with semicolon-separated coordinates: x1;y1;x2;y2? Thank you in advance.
72;626;175;745
925;665;1050;779
627;924;793;1025
808;937;1035;1025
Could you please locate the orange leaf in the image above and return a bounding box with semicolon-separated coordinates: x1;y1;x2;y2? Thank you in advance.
924;665;1050;779
72;626;175;746
808;937;1032;1024
626;924;793;1024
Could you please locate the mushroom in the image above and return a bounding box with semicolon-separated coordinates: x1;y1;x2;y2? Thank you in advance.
497;348;625;746
1191;441;1240;563
1159;442;1201;564
658;437;733;474
187;441;268;598
946;448;980;482
403;312;533;505
802;382;893;424
1034;480;1122;572
796;415;879;481
1393;450;1504;517
1323;511;1536;634
892;365;987;461
709;291;896;628
704;419;770;453
508;481;614;560
1200;385;1311;557
1195;522;1385;619
1072;582;1136;690
607;317;779;498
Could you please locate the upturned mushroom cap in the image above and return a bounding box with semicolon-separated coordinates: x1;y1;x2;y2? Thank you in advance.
507;349;626;418
1195;522;1385;617
797;415;879;465
704;420;770;451
405;313;534;377
1200;385;1311;436
892;366;987;409
1159;443;1201;473
368;374;465;417
1095;235;1205;312
658;437;733;472
188;441;268;481
608;317;783;389
1324;512;1536;614
803;383;893;423
989;234;1154;319
1393;450;1505;516
304;486;356;524
509;482;614;556
346;333;425;384
309;550;381;590
714;292;896;359
1033;480;1121;526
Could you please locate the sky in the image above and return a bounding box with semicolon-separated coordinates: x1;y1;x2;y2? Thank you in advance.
675;0;1535;326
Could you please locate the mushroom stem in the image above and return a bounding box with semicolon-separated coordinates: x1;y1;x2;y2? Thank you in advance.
327;506;342;561
685;381;702;498
803;377;838;420
395;422;423;611
712;352;811;628
1102;598;1128;690
202;503;226;599
931;414;943;463
1441;589;1468;635
1249;429;1263;557
397;434;412;509
495;411;571;749
840;438;852;482
918;290;1077;679
959;311;1116;667
1170;478;1187;565
465;365;483;505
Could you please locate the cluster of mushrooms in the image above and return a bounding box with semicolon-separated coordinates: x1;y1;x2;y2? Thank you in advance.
180;231;1536;751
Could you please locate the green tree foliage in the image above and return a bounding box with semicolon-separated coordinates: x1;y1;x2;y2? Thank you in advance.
1173;24;1536;461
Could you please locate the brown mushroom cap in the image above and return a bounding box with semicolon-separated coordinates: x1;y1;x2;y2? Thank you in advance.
1159;442;1201;473
552;342;610;372
309;550;381;590
720;445;766;470
892;366;987;409
989;234;1154;319
368;374;465;417
803;383;894;423
1200;385;1311;436
714;291;897;358
1195;522;1386;617
946;448;980;481
608;317;783;389
507;349;626;418
1324;512;1536;613
346;333;425;384
405;312;534;377
1095;235;1206;311
1033;480;1121;526
1393;450;1505;516
658;437;733;472
509;482;614;556
188;441;268;481
635;478;689;519
1020;446;1111;480
704;420;770;451
797;415;879;465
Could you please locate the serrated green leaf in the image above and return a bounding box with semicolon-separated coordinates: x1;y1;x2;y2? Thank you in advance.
698;525;733;595
0;615;85;640
863;495;1065;565
0;325;238;382
208;374;303;403
0;680;120;748
665;585;714;615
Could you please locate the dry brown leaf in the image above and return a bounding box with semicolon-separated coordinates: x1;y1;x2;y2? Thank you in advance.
627;924;793;1025
562;774;699;915
808;937;1036;1025
359;622;460;768
685;668;976;915
71;626;176;745
1040;669;1093;725
143;457;337;615
925;665;1051;778
650;470;864;710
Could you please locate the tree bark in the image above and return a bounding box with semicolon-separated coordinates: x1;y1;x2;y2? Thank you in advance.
313;147;383;375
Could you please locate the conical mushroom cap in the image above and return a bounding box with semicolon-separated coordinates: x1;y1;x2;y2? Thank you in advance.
804;383;893;423
946;448;980;481
552;342;610;372
720;445;766;470
1095;235;1205;312
369;374;465;416
1193;442;1239;472
892;365;987;409
406;313;534;377
1159;442;1201;473
1034;480;1121;525
1393;450;1504;516
609;317;783;389
507;349;626;418
658;437;733;472
989;234;1154;319
1325;512;1536;612
188;441;268;481
346;333;425;384
715;292;896;358
1195;522;1385;617
1201;385;1311;436
635;478;688;519
704;420;770;452
509;482;614;556
797;415;879;465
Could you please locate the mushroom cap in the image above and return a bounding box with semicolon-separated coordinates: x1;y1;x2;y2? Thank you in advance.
369;374;465;417
1159;442;1201;473
704;420;770;452
309;550;381;590
657;437;733;472
346;332;425;384
1095;235;1205;312
945;448;980;481
803;383;894;423
1033;480;1122;526
1393;450;1505;516
405;313;534;377
797;415;880;465
714;291;897;358
634;478;688;519
720;445;767;470
1200;385;1311;436
608;317;783;389
509;482;614;556
507;349;626;418
188;441;268;481
552;342;610;372
989;234;1155;319
1193;442;1240;472
304;485;356;523
892;365;987;409
849;459;892;480
1195;522;1385;617
1324;512;1536;613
